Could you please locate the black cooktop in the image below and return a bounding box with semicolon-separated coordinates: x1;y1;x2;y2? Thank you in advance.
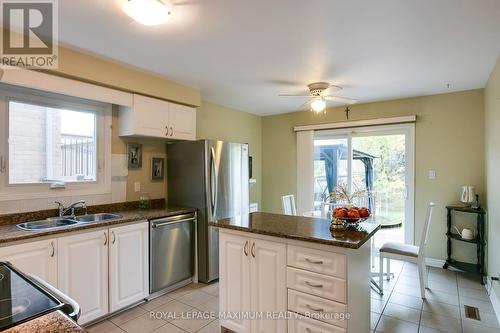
0;262;62;330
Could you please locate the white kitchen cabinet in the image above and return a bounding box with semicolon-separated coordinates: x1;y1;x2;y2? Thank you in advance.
109;221;149;312
57;229;109;324
219;232;286;333
119;93;196;140
0;239;57;286
250;238;287;333
220;232;251;333
168;103;197;140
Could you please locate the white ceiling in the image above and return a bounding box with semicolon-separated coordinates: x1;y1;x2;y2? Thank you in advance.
58;0;500;115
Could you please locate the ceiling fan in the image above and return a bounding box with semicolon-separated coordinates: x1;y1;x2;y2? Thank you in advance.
279;82;357;113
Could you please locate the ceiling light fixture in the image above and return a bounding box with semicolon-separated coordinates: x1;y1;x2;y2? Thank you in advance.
124;0;173;26
310;97;326;113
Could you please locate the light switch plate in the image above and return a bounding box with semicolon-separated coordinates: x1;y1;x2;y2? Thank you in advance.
428;170;436;180
134;182;141;192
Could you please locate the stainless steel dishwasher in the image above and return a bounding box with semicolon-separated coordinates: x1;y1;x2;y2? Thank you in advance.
149;212;196;295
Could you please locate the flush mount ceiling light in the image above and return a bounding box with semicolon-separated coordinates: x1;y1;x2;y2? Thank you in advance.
279;82;357;114
124;0;173;26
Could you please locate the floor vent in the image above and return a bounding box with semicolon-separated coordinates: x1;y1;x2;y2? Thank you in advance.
464;305;481;320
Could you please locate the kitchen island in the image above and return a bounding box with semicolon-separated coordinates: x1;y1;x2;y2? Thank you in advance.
209;212;379;333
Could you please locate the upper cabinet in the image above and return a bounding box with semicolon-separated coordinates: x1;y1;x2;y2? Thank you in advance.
119;94;196;140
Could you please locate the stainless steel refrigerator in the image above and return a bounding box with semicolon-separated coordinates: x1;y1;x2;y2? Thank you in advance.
167;140;249;283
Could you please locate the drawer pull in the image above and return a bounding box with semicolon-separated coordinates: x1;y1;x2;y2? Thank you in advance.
305;258;323;264
305;304;324;312
305;281;323;288
306;328;321;333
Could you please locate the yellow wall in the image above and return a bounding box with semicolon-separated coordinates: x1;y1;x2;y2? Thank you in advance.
197;102;262;206
262;89;485;261
485;57;500;298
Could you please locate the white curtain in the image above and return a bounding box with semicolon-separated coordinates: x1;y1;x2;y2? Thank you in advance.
296;130;314;215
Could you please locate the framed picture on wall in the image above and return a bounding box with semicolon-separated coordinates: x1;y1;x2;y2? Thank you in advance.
127;143;143;169
151;157;165;180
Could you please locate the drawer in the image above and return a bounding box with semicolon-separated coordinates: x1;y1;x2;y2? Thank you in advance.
287;267;346;303
288;314;346;333
287;245;346;278
288;289;347;328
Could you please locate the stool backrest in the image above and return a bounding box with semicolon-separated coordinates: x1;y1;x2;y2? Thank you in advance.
418;202;435;257
282;195;297;215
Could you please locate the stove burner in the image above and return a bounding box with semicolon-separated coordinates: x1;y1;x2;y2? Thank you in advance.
0;298;31;321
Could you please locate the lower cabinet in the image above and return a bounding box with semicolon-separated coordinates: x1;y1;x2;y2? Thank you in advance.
58;229;109;324
220;232;286;333
109;221;149;312
0;238;57;286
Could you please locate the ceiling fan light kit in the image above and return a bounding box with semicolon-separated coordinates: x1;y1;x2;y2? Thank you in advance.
124;0;173;26
279;81;357;114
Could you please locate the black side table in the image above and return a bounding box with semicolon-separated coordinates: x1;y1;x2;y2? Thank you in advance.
443;205;486;284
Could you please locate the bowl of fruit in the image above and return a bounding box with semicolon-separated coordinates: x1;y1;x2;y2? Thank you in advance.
333;206;371;223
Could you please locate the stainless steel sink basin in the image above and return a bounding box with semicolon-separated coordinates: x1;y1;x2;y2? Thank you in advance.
16;213;123;231
17;218;79;231
73;213;122;223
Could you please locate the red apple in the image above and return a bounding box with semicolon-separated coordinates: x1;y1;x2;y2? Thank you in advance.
359;208;370;218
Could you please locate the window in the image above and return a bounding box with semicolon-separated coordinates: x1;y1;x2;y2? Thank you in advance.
0;84;112;200
9;101;97;184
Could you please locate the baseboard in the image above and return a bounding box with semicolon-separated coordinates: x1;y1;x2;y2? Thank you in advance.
425;257;446;268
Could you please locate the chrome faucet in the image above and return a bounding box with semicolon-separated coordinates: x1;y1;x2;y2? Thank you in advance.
55;200;87;217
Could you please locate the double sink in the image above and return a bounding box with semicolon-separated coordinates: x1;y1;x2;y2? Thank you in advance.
17;213;123;231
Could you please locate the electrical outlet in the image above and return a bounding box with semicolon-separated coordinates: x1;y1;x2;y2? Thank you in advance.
134;182;141;193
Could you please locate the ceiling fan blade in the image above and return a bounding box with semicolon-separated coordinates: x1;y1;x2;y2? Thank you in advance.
300;98;315;108
278;94;313;97
324;95;357;104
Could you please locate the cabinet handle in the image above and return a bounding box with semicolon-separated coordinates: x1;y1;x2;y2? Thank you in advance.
112;231;116;244
244;241;248;256
305;258;323;265
0;155;5;173
305;281;323;288
104;232;108;246
169;126;173;137
251;242;256;258
306;329;321;333
165;126;169;137
305;304;324;312
50;241;55;257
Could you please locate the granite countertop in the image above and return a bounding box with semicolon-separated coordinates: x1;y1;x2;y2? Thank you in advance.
0;205;196;244
209;212;380;249
3;310;86;333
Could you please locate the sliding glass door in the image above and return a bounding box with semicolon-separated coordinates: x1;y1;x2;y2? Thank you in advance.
313;124;415;245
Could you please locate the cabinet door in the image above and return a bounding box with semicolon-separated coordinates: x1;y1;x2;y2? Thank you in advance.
219;232;251;333
250;238;287;333
58;230;109;324
134;94;169;137
109;222;149;312
168;103;196;140
0;239;57;286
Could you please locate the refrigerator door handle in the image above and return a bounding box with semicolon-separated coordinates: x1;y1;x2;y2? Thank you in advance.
210;147;218;219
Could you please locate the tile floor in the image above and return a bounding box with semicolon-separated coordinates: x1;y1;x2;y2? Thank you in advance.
86;260;499;333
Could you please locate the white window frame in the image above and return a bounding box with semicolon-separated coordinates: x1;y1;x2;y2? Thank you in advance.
0;84;112;201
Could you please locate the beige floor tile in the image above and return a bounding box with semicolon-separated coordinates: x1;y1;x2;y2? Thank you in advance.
170;315;213;333
422;300;460;319
87;320;125;333
394;283;423;298
462;320;500;333
425;289;459;306
460;296;496;314
372;289;391;301
457;272;484;290
177;290;216;308
375;315;419;333
383;302;421;324
459;286;490;300
389;292;423;310
167;284;198;299
428;280;458;295
462;310;500;329
153;300;193;321
418;326;450;333
420;312;462;333
196;297;220;313
141;294;174;311
199;283;219;297
197;320;221;333
119;313;167;333
371;312;381;330
110;306;148;326
151;323;187;333
371;298;387;314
